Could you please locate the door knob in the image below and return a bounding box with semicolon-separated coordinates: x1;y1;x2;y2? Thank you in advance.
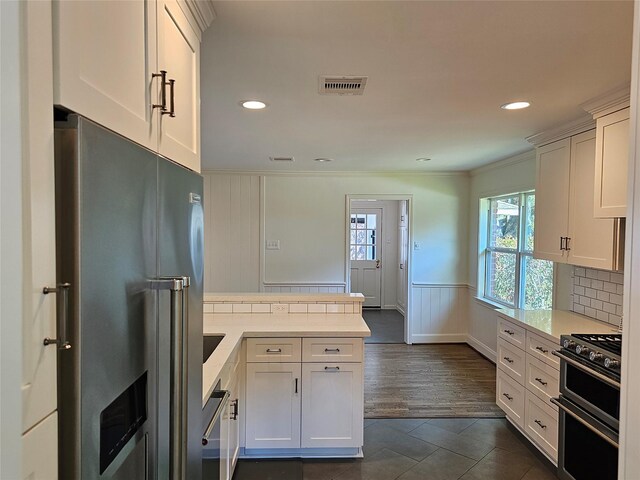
376;259;381;269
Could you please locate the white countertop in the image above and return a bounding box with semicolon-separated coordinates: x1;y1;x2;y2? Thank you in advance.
497;308;619;343
204;292;364;303
201;313;371;406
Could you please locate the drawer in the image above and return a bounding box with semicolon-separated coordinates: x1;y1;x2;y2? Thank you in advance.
302;338;363;363
525;355;560;407
498;316;526;349
246;338;302;363
496;369;525;429
525;390;558;462
497;338;525;385
526;332;560;370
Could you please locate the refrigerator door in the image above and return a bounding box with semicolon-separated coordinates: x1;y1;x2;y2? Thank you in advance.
157;158;204;480
55;116;159;479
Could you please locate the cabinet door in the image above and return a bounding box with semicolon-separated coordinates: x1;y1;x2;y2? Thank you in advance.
594;108;629;218
157;0;201;172
220;399;230;480
228;373;241;476
245;363;301;449
53;0;158;151
22;411;58;479
568;130;617;269
534;138;571;262
301;363;363;448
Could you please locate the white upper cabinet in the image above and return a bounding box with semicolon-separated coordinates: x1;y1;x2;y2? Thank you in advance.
53;0;158;152
158;0;201;172
534;131;623;270
53;0;208;172
594;107;630;218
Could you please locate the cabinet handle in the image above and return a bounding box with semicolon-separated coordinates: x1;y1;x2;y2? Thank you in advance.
535;346;549;354
560;236;565;251
324;348;340;353
266;348;282;353
152;70;168;111
43;283;72;350
503;329;515;336
534;419;547;430
503;356;514;364
324;366;340;371
502;393;513;401
294;378;298;394
231;399;239;420
535;377;548;386
162;78;176;117
565;237;571;251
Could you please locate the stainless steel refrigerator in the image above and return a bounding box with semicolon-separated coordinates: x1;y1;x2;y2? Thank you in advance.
54;115;203;479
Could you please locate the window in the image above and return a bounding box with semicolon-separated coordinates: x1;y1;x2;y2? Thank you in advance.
483;192;553;309
350;213;377;260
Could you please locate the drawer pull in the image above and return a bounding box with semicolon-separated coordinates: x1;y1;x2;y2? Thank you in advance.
266;348;282;353
502;393;513;401
324;366;340;371
324;348;341;353
503;329;515;336
535;377;548;386
535;346;549;354
503;356;514;364
534;419;547;430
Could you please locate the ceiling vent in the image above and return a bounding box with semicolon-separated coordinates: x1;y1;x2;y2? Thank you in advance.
319;75;368;95
269;156;295;162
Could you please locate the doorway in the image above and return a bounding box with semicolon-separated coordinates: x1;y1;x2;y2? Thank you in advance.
346;197;411;344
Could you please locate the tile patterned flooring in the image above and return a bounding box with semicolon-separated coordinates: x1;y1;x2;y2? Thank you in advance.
232;418;560;480
362;309;405;344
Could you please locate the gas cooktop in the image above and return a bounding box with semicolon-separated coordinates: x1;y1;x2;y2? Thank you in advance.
560;333;622;374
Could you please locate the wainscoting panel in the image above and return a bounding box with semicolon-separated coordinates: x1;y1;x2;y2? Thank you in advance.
410;284;468;343
263;283;347;294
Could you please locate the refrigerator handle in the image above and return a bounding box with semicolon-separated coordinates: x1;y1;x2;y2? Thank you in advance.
43;283;72;350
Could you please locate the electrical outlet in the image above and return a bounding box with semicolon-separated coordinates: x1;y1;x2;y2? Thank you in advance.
414;241;421;250
272;304;288;313
266;240;281;250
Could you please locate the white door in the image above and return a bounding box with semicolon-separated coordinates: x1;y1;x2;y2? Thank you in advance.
301;363;364;448
534;138;571;263
53;0;158;152
157;0;201;172
350;209;382;307
245;363;301;449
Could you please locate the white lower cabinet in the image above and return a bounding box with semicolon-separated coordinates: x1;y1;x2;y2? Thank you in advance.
245;362;302;449
524;391;559;460
496;368;525;429
301;363;363;448
22;411;58;480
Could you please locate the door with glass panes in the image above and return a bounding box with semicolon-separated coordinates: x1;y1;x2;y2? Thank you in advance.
349;209;382;307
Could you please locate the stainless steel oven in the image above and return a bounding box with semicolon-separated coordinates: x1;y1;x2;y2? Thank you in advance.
202;382;230;480
553;333;621;480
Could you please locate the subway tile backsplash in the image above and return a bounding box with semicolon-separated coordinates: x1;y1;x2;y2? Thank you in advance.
572;266;623;326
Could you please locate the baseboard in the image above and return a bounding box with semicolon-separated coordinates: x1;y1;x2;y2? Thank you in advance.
396;303;406;316
466;335;496;363
410;333;467;343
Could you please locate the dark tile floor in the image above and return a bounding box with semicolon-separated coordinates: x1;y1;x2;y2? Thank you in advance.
362;309;404;344
232;418;560;480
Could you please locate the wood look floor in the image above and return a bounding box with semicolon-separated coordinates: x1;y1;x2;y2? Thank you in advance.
364;344;504;418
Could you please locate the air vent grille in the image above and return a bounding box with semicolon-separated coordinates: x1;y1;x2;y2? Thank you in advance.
269;156;295;162
319;76;368;95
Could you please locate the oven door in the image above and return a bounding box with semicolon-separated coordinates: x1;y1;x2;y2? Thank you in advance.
202;389;230;480
555;350;620;430
552;396;618;480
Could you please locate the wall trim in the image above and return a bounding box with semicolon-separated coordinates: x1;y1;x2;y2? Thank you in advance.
525;115;596;147
201;169;469;177
466;335;497;363
263;282;347;287
469;150;535;177
411;282;469;288
411;334;468;344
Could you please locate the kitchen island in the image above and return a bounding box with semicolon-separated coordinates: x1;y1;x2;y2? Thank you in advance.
201;293;370;479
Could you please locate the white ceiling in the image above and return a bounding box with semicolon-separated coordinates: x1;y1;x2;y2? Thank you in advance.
200;1;633;172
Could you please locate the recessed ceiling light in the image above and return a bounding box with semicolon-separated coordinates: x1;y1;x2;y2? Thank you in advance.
416;158;431;162
315;158;333;162
241;100;267;110
501;101;530;110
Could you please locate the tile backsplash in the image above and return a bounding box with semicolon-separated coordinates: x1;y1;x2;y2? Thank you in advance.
572;267;623;326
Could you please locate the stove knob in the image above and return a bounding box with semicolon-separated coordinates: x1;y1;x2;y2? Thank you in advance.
576;345;590;356
604;358;620;369
563;339;575;349
589;352;603;362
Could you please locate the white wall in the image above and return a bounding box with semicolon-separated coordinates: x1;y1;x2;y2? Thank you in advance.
467;151;537;358
1;1;24;476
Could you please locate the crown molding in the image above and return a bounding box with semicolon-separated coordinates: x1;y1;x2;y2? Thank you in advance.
526;115;596;147
179;0;216;39
470;149;535;177
200;169;470;177
581;83;631;119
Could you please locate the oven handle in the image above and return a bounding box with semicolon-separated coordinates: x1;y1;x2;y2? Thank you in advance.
552;350;620;389
551;397;618;448
202;390;230;446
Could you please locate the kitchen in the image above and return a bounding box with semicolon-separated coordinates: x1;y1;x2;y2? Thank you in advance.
3;1;640;480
